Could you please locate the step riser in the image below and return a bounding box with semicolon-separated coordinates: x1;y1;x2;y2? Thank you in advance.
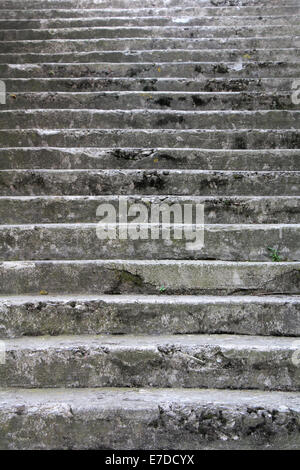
1;17;299;29
1;62;297;79
2;92;296;111
1;149;299;171
1;170;298;197
1;225;299;262
1;297;299;338
1;388;300;450
1;130;299;150
0;261;299;295
1;110;299;130
0;25;298;41
1;196;299;224
1;6;298;19
3;78;294;93
2;49;299;65
2;37;298;53
1;337;300;391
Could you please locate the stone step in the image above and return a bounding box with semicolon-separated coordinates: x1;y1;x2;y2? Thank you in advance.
2;49;299;65
0;25;299;41
1;110;299;130
1;333;300;390
2;91;296;111
1;294;300;338
0;259;299;295
0;169;298;196
1;61;298;79
2;77;295;93
2;37;299;54
1;6;298;19
0;0;297;10
1;129;298;149
0;223;298;261
1;148;299;171
1;16;299;30
1;196;298;224
1;387;300;449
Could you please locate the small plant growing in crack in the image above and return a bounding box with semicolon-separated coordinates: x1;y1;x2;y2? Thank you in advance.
159;286;166;293
268;247;282;262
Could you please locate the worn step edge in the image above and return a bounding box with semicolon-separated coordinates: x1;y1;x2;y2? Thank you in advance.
1;294;300;338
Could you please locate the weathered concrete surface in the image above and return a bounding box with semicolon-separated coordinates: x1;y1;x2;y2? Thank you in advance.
1;6;298;19
0;223;299;261
0;0;297;9
1;169;298;196
1;333;300;390
0;260;299;295
2;49;300;65
1;109;299;130
1;148;299;170
1;196;299;224
2;37;299;54
0;294;299;338
3;91;296;111
1;387;300;449
1;16;299;30
1;25;299;41
1;61;299;79
3;78;295;93
1;129;298;149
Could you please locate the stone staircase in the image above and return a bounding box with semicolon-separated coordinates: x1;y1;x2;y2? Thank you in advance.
0;0;300;450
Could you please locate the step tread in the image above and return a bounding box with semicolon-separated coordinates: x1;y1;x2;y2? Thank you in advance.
0;386;299;408
4;332;300;351
0;7;298;16
1;194;299;199
1;222;299;228
1;293;299;304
